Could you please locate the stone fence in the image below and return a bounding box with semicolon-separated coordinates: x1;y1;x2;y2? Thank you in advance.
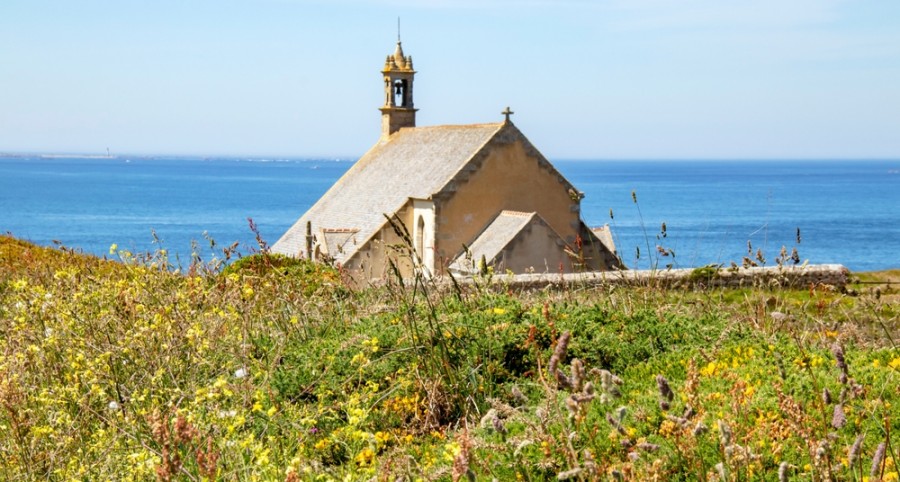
454;264;850;291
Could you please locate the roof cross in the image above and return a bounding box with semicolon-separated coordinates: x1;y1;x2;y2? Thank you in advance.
502;106;514;123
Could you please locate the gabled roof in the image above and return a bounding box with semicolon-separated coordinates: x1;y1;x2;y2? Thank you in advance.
272;123;507;262
448;210;565;274
319;228;359;258
590;224;616;256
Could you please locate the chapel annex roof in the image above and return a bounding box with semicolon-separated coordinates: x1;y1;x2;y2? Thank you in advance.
448;210;565;274
448;210;538;273
271;122;507;262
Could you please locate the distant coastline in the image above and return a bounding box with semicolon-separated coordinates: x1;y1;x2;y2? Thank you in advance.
0;152;116;160
39;154;118;160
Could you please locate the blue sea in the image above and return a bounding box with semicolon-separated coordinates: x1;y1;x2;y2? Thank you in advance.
1;155;898;272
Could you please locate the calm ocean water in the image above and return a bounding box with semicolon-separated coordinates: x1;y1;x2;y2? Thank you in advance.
1;155;898;272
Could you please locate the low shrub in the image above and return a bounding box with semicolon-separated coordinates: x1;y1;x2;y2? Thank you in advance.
1;236;897;481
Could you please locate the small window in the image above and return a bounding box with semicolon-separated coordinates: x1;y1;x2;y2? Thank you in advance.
416;215;425;262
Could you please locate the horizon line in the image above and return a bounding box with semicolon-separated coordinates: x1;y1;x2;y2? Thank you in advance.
2;150;899;163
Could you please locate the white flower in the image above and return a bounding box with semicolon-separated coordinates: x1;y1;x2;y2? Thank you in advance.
108;401;121;411
234;368;248;379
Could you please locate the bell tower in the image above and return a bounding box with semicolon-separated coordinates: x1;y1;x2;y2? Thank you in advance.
379;37;417;138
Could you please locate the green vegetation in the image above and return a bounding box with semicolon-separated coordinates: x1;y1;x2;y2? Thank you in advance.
1;234;898;481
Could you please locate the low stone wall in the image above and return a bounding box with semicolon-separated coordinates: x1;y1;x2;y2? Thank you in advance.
456;264;851;291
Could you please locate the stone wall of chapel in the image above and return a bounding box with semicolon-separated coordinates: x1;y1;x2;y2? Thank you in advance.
434;140;581;271
345;202;417;282
496;222;572;274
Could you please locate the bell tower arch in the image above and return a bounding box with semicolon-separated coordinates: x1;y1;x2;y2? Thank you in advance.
379;38;417;138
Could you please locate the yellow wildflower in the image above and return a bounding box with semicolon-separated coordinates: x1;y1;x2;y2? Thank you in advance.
351;352;369;366
355;447;375;466
362;337;380;353
256;448;270;466
658;420;677;438
701;361;718;377
228;415;246;433
242;284;255;299
443;441;461;462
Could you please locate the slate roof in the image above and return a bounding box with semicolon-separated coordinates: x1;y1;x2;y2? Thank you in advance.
449;211;562;274
272;123;506;262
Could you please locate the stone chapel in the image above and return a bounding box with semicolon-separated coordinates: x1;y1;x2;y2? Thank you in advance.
271;39;621;280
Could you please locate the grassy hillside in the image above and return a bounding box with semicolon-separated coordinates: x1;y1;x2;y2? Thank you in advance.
1;235;897;481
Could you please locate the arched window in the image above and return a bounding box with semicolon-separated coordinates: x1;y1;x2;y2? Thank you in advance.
415;215;425;263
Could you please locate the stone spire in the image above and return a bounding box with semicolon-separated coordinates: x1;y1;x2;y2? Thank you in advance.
393;41;407;69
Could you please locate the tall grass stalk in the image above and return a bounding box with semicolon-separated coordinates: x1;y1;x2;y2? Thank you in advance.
1;234;897;480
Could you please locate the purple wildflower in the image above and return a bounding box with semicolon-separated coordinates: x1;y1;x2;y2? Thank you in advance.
848;434;864;466
831;404;846;429
871;442;886;478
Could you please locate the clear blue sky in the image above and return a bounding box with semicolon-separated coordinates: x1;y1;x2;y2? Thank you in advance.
2;0;898;159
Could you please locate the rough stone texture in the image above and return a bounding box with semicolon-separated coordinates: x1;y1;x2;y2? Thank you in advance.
271;123;504;262
448;211;570;275
453;264;851;291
